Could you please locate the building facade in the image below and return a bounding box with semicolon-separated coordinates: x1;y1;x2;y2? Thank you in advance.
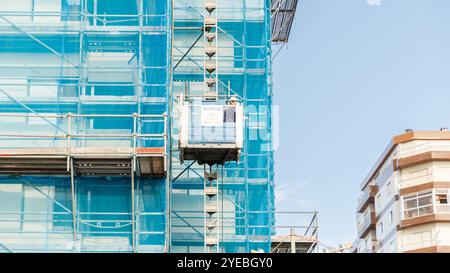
0;0;296;253
356;130;450;253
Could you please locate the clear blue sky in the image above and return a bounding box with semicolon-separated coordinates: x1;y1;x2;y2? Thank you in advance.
273;0;450;247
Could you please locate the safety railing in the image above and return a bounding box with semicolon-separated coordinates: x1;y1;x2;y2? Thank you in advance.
270;211;318;253
0;210;165;253
0;112;167;156
179;98;244;147
189;104;237;144
0;11;168;27
170;210;318;249
171;210;272;240
271;211;318;237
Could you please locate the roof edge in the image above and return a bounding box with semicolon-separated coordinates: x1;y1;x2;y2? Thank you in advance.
359;131;450;191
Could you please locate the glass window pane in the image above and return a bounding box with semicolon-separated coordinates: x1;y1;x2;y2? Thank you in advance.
404;198;417;209
419;205;433;216
418;195;432;207
404;209;418;219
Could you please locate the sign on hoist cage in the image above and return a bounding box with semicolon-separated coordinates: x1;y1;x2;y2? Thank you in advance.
201;106;223;126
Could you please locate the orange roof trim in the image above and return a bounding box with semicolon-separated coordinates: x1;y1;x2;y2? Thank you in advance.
360;131;450;190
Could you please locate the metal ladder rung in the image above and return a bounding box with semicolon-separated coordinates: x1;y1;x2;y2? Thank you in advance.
205;32;216;42
203;0;220;252
205;46;217;58
204;2;217;13
205;171;218;181
205;186;218;197
206;220;218;230
205;78;216;88
205;61;217;73
205;204;218;214
204;17;217;26
204;91;217;101
205;237;219;246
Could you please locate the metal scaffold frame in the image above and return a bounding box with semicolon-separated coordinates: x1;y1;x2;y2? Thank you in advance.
0;0;299;253
271;0;299;58
0;0;171;252
270;211;319;253
169;0;277;253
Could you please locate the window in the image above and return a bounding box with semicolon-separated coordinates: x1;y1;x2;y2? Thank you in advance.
377;193;382;200
380;221;384;234
376;192;382;209
436;194;448;204
363;210;369;218
435;190;450;213
387;181;393;195
403;191;433;219
389;210;394;224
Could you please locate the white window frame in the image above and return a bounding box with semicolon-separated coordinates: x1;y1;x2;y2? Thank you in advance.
402;190;433;220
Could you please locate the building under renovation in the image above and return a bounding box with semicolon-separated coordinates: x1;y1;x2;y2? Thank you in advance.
0;0;300;252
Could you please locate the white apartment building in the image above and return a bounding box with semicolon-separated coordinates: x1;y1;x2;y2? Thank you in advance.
355;130;450;253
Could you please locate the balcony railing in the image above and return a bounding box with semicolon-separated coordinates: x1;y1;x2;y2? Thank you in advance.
357;210;376;238
436;204;450;213
357;185;377;213
401;232;440;252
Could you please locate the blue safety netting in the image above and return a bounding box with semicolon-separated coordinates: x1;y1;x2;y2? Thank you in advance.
0;0;274;253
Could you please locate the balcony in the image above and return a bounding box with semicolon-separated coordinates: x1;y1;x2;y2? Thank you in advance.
357;185;378;213
401;232;441;253
357;239;378;253
357;208;376;239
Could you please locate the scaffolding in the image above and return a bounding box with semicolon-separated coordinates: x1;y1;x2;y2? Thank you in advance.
271;0;298;43
270;211;319;253
0;0;298;253
0;0;170;252
271;0;299;58
168;0;276;253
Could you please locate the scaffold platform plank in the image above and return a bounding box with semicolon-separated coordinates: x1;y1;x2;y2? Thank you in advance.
0;147;165;177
